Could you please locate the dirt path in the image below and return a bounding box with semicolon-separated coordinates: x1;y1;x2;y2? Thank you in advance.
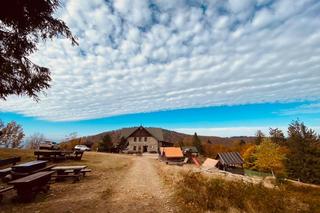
107;156;176;213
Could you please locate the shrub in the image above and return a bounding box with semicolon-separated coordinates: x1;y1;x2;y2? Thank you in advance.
175;172;318;213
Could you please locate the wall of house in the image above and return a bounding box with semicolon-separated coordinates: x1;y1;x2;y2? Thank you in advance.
127;136;158;153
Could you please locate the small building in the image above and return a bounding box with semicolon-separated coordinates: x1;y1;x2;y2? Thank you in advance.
121;126;173;153
215;152;244;175
181;146;199;156
160;147;184;161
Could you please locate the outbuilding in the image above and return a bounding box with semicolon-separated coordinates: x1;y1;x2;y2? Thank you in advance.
215;152;244;175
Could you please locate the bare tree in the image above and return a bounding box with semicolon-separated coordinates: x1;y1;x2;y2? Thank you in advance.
0;119;4;136
0;121;24;148
25;133;45;149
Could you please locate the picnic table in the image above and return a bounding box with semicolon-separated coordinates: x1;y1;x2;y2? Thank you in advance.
8;171;55;202
34;150;73;160
10;160;54;180
12;160;47;174
51;165;88;182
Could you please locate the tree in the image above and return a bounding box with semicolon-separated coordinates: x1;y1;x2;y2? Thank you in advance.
239;139;246;146
255;130;265;145
25;133;45;149
178;139;184;147
242;145;256;169
0;121;24;148
0;119;4;136
269;128;286;145
98;134;113;152
286;121;320;184
117;137;128;152
0;0;77;100
254;138;286;176
192;132;203;155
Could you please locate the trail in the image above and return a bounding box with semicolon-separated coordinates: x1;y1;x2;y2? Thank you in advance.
107;156;175;213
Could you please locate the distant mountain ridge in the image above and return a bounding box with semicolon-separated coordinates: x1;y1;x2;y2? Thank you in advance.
64;127;256;148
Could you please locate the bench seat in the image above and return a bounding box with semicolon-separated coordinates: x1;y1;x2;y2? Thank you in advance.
0;168;12;178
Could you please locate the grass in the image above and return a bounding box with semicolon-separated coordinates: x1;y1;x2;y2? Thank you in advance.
244;169;272;178
0;148;35;162
0;148;133;212
174;171;320;213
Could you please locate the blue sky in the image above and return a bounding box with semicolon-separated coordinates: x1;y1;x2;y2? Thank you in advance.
1;101;319;141
0;0;320;140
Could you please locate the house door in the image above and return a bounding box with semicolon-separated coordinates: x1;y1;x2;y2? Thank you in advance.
143;146;148;153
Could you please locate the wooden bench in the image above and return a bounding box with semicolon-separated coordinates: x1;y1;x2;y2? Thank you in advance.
9;171;55;202
67;150;84;161
0;157;21;167
51;165;87;182
64;168;91;176
0;186;14;203
0;168;12;178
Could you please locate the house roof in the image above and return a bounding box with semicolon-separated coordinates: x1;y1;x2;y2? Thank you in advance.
216;152;244;165
121;126;165;141
162;147;184;158
202;158;219;169
181;146;199;153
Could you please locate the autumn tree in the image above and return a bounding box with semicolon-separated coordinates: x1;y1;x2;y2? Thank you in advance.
254;138;286;176
255;130;265;145
269;128;286;145
98;134;113;152
0;0;77;100
25;133;45;149
242;145;256;169
178;139;184;147
192;132;203;154
286;121;320;184
0;121;24;148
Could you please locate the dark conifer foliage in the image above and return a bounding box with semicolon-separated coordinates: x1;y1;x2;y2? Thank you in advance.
286;121;320;184
0;0;77;100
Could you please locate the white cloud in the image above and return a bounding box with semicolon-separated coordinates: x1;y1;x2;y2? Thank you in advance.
279;102;320;115
0;0;320;121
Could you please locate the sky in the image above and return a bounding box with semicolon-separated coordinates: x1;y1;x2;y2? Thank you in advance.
0;0;320;140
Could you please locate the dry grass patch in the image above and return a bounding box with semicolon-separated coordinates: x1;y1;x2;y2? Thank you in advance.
0;149;133;212
175;172;320;213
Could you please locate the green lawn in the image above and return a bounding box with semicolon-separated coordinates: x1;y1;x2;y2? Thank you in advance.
244;169;272;177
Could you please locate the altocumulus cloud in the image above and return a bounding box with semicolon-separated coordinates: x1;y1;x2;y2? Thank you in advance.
1;0;320;121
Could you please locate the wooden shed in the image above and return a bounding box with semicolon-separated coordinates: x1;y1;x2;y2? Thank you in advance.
215;152;244;175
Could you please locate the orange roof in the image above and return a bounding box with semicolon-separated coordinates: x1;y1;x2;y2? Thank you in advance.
163;147;184;158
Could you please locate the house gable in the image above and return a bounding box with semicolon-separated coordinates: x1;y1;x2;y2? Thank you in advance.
128;126;153;139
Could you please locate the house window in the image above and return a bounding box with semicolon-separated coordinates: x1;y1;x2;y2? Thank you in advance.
139;137;141;142
144;137;147;141
133;146;136;151
134;137;137;142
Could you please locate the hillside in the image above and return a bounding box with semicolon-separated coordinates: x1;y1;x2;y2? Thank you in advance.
61;127;256;149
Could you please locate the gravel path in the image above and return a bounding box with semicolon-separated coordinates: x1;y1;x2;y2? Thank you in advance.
108;156;176;213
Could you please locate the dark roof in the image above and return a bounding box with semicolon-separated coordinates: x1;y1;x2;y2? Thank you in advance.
216;152;244;165
120;127;165;141
181;146;199;153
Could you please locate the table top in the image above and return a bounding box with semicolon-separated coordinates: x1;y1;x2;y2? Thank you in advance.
9;171;55;184
34;150;73;154
13;160;47;168
52;165;87;170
